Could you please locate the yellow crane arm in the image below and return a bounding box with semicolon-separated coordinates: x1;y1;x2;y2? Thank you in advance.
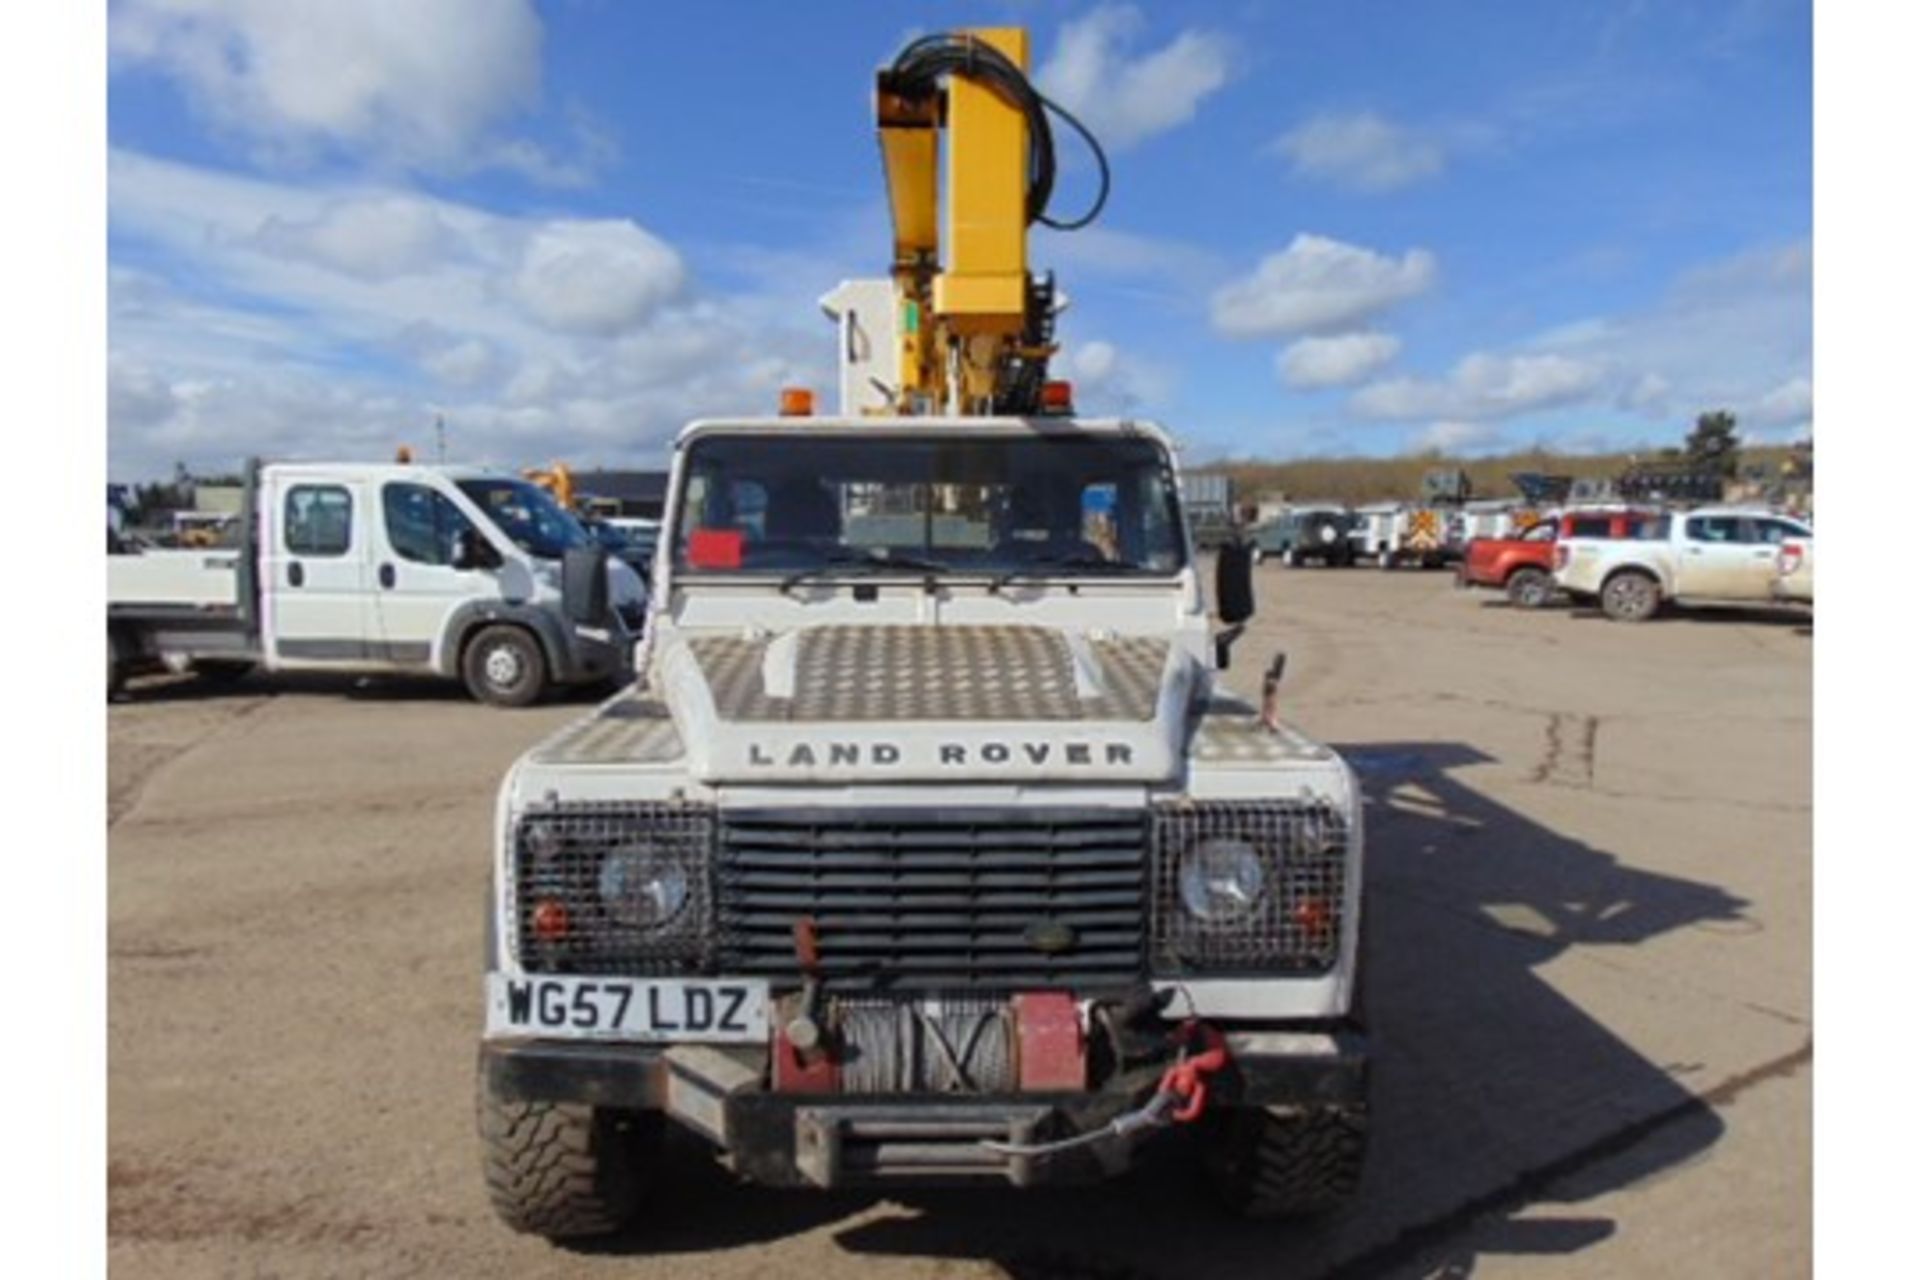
874;28;1106;417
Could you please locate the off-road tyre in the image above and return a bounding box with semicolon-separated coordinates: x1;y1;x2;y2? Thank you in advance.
1201;1103;1369;1219
462;624;548;707
1599;570;1661;623
1506;566;1553;609
478;1086;659;1240
192;659;255;685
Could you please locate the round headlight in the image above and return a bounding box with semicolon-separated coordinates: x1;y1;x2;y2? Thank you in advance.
523;820;561;860
597;845;690;929
1178;837;1266;921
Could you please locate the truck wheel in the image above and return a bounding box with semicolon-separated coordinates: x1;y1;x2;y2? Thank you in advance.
463;625;547;707
478;1081;658;1240
1201;1104;1369;1219
1600;571;1661;623
1506;567;1553;609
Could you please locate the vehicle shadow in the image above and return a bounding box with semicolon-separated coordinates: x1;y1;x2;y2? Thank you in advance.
583;742;1746;1277
1560;603;1809;628
116;670;613;706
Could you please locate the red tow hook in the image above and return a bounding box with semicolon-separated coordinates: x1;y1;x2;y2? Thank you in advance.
1157;1021;1230;1123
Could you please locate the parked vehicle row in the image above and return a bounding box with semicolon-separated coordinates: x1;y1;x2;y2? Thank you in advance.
1249;494;1815;626
1456;508;1660;608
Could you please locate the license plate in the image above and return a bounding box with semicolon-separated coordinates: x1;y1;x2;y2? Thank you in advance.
486;975;767;1042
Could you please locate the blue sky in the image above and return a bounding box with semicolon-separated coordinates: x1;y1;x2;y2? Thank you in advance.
105;0;1811;479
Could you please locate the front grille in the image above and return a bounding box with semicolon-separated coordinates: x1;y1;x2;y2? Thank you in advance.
716;809;1148;992
1151;800;1349;974
512;802;714;974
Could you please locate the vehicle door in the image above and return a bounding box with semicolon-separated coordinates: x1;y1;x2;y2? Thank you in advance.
1672;514;1754;598
371;479;500;667
263;476;374;664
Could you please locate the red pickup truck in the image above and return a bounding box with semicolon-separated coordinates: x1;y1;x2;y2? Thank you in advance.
1458;509;1658;608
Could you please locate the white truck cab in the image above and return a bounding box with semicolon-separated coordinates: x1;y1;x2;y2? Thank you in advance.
478;416;1370;1237
108;460;646;704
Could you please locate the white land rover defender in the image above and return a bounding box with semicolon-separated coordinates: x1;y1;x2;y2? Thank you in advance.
478;415;1368;1236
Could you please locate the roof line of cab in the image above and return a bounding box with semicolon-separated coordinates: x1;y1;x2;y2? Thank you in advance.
674;416;1177;451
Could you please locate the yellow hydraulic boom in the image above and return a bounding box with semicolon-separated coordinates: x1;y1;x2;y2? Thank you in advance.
873;29;1109;417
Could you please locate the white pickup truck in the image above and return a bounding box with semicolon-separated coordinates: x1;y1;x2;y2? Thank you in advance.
108;461;647;704
1553;506;1813;622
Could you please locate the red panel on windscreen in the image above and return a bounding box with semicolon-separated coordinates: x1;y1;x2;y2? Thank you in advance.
687;528;744;569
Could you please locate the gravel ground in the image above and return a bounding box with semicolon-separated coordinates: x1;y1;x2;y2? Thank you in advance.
108;568;1811;1278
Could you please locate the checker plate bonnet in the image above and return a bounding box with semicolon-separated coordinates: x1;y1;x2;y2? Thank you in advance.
663;624;1191;783
688;625;1166;723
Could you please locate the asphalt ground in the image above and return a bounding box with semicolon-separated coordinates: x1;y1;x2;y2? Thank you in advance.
107;566;1811;1278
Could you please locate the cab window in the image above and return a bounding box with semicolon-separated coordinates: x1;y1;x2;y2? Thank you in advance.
1751;518;1807;545
383;482;477;566
1686;515;1742;543
284;485;352;556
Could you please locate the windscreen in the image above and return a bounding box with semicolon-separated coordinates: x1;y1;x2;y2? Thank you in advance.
671;433;1186;577
456;478;591;560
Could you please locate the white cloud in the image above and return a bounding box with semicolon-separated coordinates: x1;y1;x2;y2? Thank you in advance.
1620;371;1672;416
253;197;458;282
108;0;593;181
510;221;686;336
1745;376;1812;429
1069;340;1119;385
1527;240;1811;431
1352;351;1604;421
1058;337;1173;414
1277;332;1401;389
1037;6;1232;149
417;336;500;389
1410;421;1506;454
106;150;831;478
1210;234;1436;338
1273;112;1446;192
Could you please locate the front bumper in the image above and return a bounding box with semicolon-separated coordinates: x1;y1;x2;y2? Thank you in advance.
481;1023;1368;1188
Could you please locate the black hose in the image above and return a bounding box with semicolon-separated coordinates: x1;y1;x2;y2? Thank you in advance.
887;32;1110;231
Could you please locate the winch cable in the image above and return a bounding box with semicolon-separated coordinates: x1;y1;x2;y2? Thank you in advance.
980;1021;1230;1160
886;32;1111;231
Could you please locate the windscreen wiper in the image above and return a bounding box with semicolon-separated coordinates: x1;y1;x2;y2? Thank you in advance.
987;556;1139;593
780;550;951;594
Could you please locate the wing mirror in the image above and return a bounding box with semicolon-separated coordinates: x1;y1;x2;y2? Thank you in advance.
1212;539;1256;669
1216;541;1255;624
562;544;611;625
